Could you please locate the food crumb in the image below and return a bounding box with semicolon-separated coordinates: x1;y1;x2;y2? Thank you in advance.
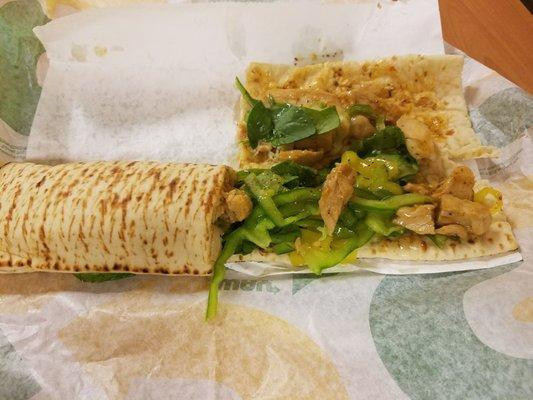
94;46;108;57
71;44;86;62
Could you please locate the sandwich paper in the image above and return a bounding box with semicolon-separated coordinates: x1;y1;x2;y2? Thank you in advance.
0;1;531;399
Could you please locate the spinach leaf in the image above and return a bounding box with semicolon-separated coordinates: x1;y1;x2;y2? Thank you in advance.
247;101;273;149
270;104;316;146
354;126;408;157
74;273;134;283
235;77;258;107
271;160;318;188
235;77;340;148
304;106;340;134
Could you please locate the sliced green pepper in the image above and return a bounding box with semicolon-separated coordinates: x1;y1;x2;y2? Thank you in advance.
206;207;275;320
367;154;419;180
272;242;296;254
350;193;433;211
270;225;301;244
206;231;242;320
237;208;275;249
295;217;324;229
302;225;374;274
273;188;321;206
245;173;285;226
427;234;449;249
365;212;404;237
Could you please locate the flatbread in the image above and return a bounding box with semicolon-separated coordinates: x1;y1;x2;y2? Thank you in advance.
239;55;495;166
0;161;235;275
230;219;517;265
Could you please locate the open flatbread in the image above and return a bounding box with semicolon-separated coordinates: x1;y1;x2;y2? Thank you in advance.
0;161;235;275
231;219;517;264
238;55;495;168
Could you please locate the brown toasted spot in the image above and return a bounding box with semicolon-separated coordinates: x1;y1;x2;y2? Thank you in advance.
165;250;174;258
132;268;140;273
103;265;109;271
160;268;169;274
193;269;199;275
142;268;149;273
123;265;130;271
206;269;213;274
183;265;189;274
74;266;80;272
162;237;168;246
113;263;121;271
36;176;46;187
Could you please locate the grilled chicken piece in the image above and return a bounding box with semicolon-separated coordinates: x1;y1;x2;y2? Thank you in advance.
433;166;475;200
404;182;432;196
224;189;253;223
437;194;491;236
277;150;324;167
393;204;436;235
319;163;356;234
435;224;469;241
349;115;375;139
396;115;445;185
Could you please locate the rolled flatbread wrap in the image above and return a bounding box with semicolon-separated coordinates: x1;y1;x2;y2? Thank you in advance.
0;161;235;275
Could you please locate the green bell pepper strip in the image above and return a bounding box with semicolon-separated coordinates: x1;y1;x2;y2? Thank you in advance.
364;212;404;237
367;154;419;180
427;234;449;249
279;201;319;218
245;174;285;226
237;208;275;249
206;231;242;320
206;207;274;320
272;242;296;254
295;217;323;228
270;226;301;244
333;226;358;239
304;225;374;275
272;188;321;206
350;193;433;211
